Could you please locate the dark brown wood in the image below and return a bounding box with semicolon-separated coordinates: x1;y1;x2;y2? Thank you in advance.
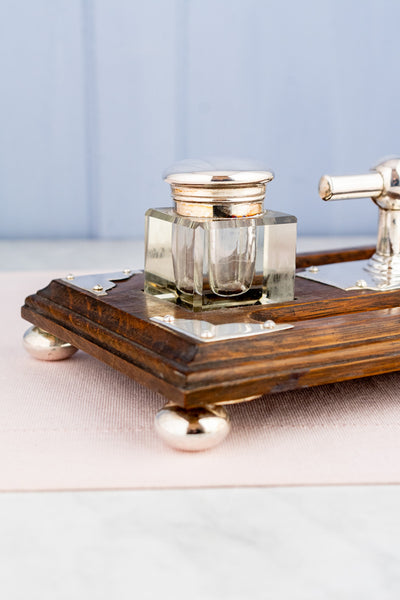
296;245;375;269
21;247;400;408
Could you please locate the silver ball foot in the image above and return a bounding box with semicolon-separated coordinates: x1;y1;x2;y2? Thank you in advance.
155;403;230;451
23;326;78;361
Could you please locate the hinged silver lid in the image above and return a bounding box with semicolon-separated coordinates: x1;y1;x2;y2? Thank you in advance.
164;159;274;218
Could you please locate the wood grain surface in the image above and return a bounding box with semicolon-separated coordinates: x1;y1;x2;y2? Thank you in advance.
21;247;400;407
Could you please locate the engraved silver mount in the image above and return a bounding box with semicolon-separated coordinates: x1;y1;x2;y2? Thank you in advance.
310;158;400;291
151;316;293;342
62;270;138;296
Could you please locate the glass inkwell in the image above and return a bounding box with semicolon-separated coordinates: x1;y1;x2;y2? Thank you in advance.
144;159;297;310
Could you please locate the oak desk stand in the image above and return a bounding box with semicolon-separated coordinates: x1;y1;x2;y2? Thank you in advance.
21;246;400;450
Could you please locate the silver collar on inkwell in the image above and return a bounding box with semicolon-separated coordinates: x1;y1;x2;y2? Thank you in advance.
165;170;274;219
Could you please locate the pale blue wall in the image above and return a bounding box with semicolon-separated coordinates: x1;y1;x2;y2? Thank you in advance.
1;0;400;239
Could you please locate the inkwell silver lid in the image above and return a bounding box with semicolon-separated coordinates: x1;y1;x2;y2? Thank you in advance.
164;159;274;218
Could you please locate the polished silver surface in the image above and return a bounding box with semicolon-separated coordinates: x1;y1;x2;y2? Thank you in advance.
298;259;400;291
62;270;138;296
165;165;274;218
155;403;230;451
319;158;400;285
174;199;265;218
319;173;384;201
151;316;294;342
23;326;78;361
262;319;276;329
355;279;368;289
165;170;274;186
163;314;175;323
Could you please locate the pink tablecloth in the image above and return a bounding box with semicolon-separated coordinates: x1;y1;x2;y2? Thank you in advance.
2;271;400;491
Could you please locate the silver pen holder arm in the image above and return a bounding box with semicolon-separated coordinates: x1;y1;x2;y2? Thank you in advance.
319;158;400;281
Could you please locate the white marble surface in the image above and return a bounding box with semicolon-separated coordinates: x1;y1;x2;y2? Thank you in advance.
3;237;398;600
1;487;400;600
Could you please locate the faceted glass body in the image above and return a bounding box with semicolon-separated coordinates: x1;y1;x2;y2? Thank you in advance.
144;207;297;311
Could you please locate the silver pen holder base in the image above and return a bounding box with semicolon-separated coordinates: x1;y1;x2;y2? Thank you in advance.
298;258;400;292
364;252;400;284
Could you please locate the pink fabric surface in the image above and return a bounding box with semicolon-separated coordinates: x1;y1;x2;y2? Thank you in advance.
2;271;400;491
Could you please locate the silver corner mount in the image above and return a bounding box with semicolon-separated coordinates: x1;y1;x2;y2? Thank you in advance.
150;316;293;343
62;270;138;296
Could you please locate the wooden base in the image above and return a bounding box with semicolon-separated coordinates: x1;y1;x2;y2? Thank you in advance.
21;246;400;408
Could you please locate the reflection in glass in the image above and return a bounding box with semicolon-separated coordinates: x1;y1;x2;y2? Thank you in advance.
208;221;256;296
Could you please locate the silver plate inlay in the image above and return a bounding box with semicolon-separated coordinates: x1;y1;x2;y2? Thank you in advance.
150;317;294;343
62;270;138;296
297;260;400;291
